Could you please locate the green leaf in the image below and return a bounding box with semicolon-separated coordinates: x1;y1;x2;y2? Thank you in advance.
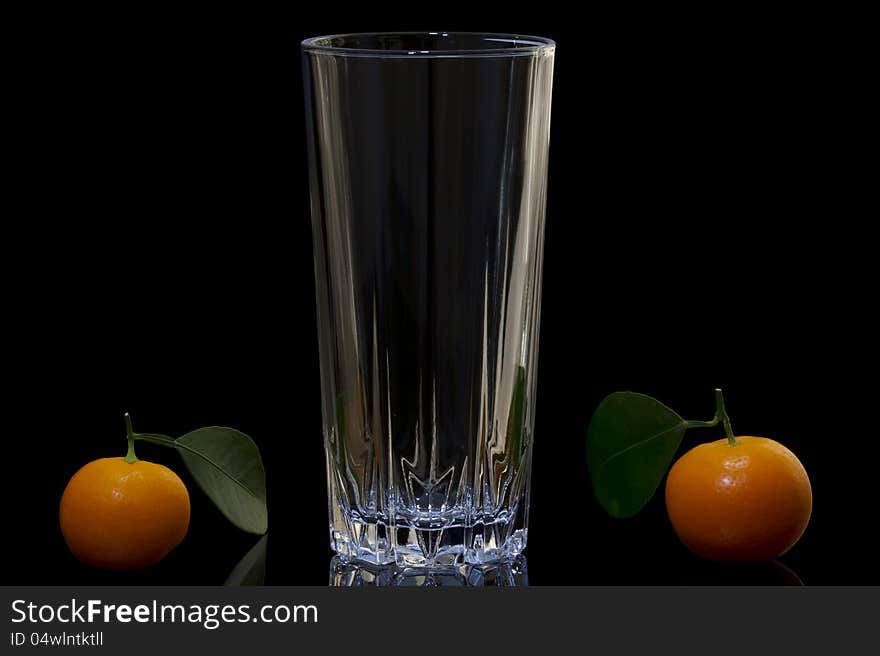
175;427;268;534
224;534;268;586
586;392;686;518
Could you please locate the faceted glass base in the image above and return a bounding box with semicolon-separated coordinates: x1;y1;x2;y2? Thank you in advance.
330;555;528;587
329;504;528;568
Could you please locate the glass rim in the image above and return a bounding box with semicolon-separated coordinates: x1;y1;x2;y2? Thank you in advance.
301;31;555;58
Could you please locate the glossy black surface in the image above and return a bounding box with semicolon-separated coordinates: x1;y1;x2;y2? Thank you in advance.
5;5;870;586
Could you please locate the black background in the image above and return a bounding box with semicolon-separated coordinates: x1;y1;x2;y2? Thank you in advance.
6;4;872;586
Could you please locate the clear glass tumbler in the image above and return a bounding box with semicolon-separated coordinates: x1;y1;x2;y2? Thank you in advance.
302;32;555;567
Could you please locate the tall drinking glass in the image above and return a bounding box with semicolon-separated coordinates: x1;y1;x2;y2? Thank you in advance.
302;32;555;567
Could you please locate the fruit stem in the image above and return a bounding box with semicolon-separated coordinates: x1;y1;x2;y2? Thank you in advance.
684;417;719;429
714;388;738;446
133;433;178;447
123;412;139;463
684;389;738;445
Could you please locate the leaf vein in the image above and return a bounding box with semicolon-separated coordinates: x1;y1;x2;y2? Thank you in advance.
175;440;263;502
597;422;685;469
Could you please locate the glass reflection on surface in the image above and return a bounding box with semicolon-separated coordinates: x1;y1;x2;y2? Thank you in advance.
330;555;528;587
